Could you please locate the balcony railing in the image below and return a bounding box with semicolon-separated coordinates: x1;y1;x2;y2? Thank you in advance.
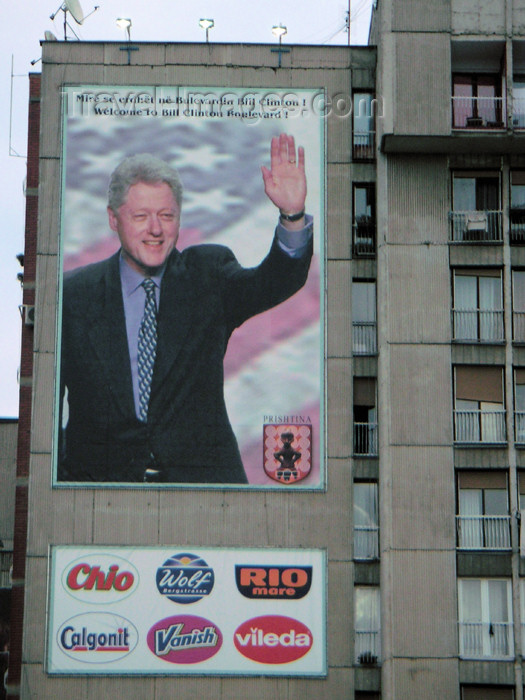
353;422;378;456
353;131;375;160
510;209;525;244
513;312;525;342
353;322;377;355
452;95;505;129
459;621;513;659
452;309;504;342
515;411;525;444
354;525;380;560
456;515;511;550
355;629;381;665
352;220;376;257
454;409;506;444
512;97;525;128
0;551;12;588
449;211;503;243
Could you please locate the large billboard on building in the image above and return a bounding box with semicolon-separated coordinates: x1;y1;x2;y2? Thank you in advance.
47;545;326;676
54;85;324;489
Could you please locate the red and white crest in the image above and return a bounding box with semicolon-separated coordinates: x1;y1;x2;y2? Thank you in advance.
263;424;312;484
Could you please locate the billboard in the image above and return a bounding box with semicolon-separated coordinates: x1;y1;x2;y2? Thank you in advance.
54;85;324;488
47;546;326;676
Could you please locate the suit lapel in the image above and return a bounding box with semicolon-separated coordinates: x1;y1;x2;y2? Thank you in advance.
86;253;136;419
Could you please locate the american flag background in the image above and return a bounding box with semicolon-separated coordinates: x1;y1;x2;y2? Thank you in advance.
60;86;323;487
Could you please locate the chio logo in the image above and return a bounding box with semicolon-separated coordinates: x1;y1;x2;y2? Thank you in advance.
63;554;138;603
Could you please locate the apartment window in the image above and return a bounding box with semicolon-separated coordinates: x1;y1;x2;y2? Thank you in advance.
452;74;503;128
461;686;514;700
356;694;381;700
458;578;513;659
0;552;12;589
352;281;376;355
452;269;503;342
513;271;525;340
514;370;525;444
355;586;380;665
354;482;379;560
450;172;502;243
454;366;506;443
510;173;525;244
354;378;377;456
513;74;525;128
456;472;510;550
353;93;375;160
352;184;376;257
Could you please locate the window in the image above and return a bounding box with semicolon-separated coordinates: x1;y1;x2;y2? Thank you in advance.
353;93;375;160
452;74;503;128
0;552;11;589
452;269;503;342
461;686;514;700
513;271;525;340
450;172;501;243
353;184;376;257
355;586;380;664
356;694;381;700
510;173;525;244
354;378;377;456
352;281;376;355
454;366;506;443
354;482;379;560
456;472;510;550
513;74;525;128
458;578;513;659
514;370;525;444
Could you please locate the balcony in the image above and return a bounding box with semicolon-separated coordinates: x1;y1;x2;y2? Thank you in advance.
459;621;513;659
355;630;381;665
454;409;506;444
515;411;525;444
353;131;375;161
354;525;379;561
353;321;377;356
512;96;525;129
452;95;505;130
452;309;504;343
353;422;378;457
510;208;525;244
456;515;511;550
449;211;503;243
352;219;376;257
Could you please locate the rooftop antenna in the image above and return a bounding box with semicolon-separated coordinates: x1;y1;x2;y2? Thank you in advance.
50;1;99;40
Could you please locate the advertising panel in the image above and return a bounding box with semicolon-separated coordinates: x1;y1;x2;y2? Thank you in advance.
47;546;326;676
54;85;324;488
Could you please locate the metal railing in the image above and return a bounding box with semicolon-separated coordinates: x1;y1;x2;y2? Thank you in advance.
354;525;380;560
514;411;525;444
452;309;504;342
459;621;513;659
449;211;503;243
0;551;12;588
353;422;378;456
352;322;377;355
452;95;505;129
512;97;525;128
513;312;525;342
454;409;506;444
353;131;375;160
355;629;381;665
352;221;376;257
456;515;511;550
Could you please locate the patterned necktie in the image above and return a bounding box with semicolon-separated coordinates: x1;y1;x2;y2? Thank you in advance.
138;278;157;422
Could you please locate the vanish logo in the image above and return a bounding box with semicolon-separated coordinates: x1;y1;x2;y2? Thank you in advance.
147;615;222;664
234;616;312;664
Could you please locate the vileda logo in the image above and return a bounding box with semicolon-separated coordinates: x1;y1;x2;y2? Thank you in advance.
57;612;138;663
147;615;222;664
234;616;312;664
155;553;214;604
235;565;312;599
63;554;138;604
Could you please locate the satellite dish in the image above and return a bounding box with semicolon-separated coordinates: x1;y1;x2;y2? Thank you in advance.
44;30;58;41
65;0;84;25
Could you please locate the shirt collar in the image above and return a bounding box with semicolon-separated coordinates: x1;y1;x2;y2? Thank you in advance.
119;252;165;297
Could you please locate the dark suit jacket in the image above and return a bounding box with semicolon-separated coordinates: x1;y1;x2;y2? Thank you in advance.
58;235;312;484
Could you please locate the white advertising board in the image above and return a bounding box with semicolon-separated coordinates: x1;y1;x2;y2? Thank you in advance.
47;546;326;676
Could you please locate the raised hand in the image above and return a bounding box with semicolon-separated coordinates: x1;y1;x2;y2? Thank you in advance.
261;134;307;225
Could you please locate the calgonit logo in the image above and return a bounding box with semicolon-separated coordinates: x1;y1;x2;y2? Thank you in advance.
155;553;214;604
57;613;138;663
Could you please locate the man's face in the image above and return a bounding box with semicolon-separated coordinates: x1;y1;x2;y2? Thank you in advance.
108;181;180;275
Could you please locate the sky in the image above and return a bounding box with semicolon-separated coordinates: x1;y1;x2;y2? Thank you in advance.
0;0;373;418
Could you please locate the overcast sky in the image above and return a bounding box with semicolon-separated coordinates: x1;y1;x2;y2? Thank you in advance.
0;0;373;418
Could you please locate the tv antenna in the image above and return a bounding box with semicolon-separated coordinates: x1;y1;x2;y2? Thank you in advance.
50;1;99;41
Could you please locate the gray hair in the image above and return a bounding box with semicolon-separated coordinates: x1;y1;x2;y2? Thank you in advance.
108;153;183;212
